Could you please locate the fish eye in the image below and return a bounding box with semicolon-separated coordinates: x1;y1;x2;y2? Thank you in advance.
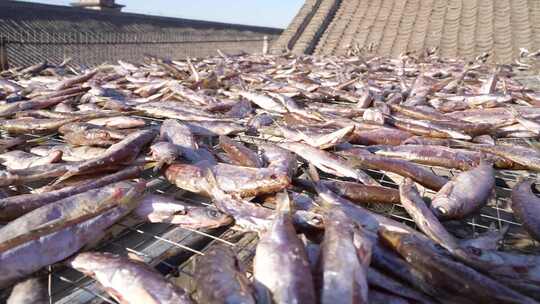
435;206;448;215
174;209;188;215
207;209;220;218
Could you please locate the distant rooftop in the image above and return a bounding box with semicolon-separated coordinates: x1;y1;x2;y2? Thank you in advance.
273;0;540;63
1;1;281;35
0;1;281;68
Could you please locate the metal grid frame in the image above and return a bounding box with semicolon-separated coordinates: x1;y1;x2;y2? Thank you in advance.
1;33;273;70
237;132;540;253
1;118;539;303
0;116;221;303
0;48;537;303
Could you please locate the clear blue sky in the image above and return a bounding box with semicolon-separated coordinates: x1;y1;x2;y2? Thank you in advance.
15;0;303;28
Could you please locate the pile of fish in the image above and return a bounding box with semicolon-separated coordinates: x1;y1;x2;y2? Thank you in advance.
1;50;540;304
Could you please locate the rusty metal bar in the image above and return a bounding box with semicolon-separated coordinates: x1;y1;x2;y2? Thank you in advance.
0;36;9;71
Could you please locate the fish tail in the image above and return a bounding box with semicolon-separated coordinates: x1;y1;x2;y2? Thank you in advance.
478;155;494;166
506;107;521;120
144;161;159;171
51;171;75;187
306;163;320;182
201;167;220;196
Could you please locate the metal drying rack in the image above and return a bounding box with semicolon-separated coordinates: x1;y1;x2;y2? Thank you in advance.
1;114;539;304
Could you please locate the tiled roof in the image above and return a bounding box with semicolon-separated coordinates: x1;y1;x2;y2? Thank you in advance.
272;0;540;62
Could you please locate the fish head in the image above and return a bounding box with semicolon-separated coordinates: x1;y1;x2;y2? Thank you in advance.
48;150;64;163
115;181;147;208
164;163;203;183
378;227;406;251
172;207;233;228
150;142;179;160
293;210;324;232
430;196;458;220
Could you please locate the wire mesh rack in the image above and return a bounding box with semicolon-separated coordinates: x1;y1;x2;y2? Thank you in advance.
0;112;270;303
1;32;273;70
0;115;539;303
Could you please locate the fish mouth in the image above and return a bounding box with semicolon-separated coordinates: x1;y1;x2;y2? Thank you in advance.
432;206;448;218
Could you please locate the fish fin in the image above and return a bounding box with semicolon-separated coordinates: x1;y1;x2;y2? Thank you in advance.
499;224;510;236
306;163;320;182
273;121;292;138
254;281;273;304
50;171;75;187
27;133;56;144
275;191;291;214
483;222;509;237
487;222;497;231
478;155;494;167
505;107;520;122
353;228;373;265
312;125;355;148
144;161;159;171
401;177;413;188
126;252;146;263
201;166;223;197
152;162;164;173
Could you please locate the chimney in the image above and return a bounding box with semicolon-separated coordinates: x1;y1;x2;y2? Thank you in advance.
70;0;124;12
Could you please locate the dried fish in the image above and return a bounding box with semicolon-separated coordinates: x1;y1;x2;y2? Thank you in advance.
200;169;271;230
239;91;287;113
149;141;180;170
69;252;193;304
371;144;515;170
295;178;400;205
341;148;448;190
379;229;537;304
30;144;106;161
87;116;146;129
0;136;25;153
194;245;255;304
57;129;155;182
278;141;379;186
0;150;62;170
219;135;262;167
0;166;142;222
348;126;413;146
320;207;371;304
159;119;216;164
253;192;316;303
133;194;232;228
275;124;355;149
431;161;495;220
165;146;293;198
0;181;145;288
367;268;434;304
0;162;78;187
399;178;461;253
0;47;539;302
511;179;540;241
1;117;79;134
6;277;47;304
0;89;87;117
55;69;98;90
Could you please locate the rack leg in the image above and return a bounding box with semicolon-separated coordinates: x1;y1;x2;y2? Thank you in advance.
0;37;8;71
